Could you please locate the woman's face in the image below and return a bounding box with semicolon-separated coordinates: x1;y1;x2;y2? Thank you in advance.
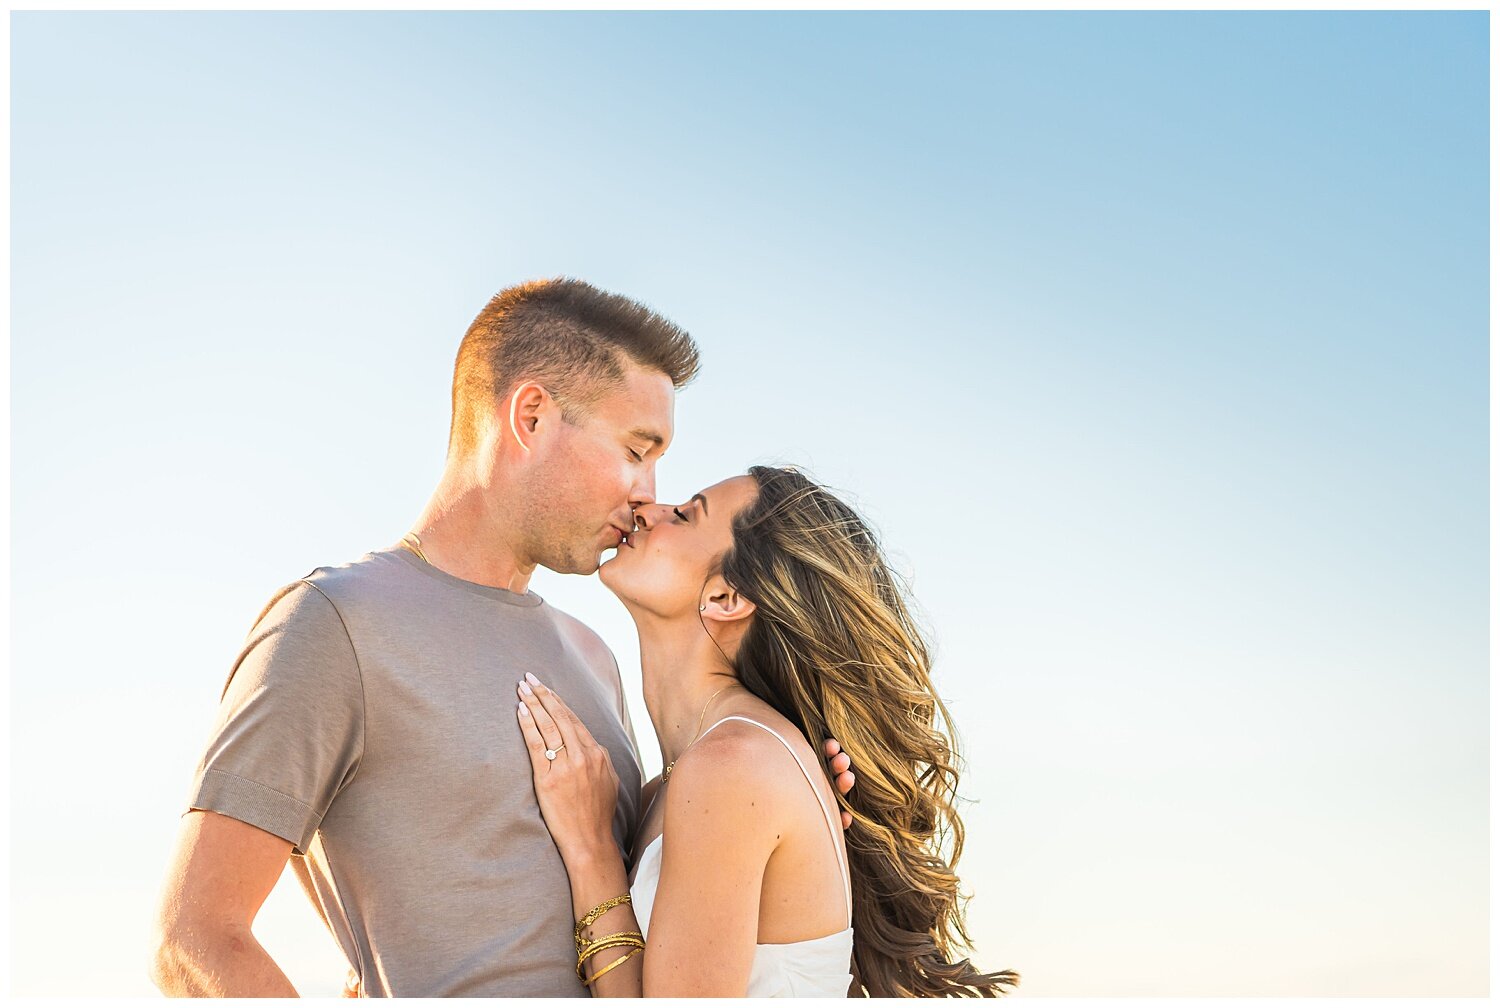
598;474;760;618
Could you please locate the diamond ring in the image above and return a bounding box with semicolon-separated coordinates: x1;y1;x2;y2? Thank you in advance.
546;745;567;761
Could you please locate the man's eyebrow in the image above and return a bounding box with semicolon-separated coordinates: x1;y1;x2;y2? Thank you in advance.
628;428;665;448
691;493;709;516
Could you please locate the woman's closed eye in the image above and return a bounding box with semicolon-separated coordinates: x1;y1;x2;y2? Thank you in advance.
673;507;689;523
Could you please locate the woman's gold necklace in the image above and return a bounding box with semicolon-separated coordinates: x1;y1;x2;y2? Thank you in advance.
401;532;430;563
662;684;733;782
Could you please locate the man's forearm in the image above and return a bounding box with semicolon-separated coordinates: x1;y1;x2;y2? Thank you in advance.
151;926;299;997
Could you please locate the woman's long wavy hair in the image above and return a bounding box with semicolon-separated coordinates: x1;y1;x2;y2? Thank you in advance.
720;465;1019;997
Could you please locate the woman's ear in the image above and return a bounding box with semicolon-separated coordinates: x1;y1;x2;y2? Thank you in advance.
700;577;756;624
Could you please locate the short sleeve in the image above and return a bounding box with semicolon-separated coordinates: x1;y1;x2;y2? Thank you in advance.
185;580;365;855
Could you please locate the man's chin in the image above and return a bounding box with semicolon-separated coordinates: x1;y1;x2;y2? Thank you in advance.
538;552;604;577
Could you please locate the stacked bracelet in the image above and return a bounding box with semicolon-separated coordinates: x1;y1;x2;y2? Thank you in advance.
574;894;643;987
583;946;643;986
575;893;632;945
575;931;645;984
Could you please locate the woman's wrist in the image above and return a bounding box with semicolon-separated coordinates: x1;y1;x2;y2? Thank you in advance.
559;835;624;871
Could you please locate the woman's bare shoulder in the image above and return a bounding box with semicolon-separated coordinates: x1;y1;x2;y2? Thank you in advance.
670;703;821;810
657;721;796;859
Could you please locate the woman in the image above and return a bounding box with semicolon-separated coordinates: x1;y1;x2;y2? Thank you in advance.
514;465;1018;997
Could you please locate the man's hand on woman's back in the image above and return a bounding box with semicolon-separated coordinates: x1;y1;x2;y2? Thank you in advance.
823;738;856;829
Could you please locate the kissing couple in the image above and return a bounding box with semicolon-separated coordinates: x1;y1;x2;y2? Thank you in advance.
150;279;1018;997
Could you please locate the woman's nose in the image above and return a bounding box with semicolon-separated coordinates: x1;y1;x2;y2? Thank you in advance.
633;503;672;530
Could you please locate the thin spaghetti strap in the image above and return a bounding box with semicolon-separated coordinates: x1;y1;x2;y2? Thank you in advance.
698;716;854;925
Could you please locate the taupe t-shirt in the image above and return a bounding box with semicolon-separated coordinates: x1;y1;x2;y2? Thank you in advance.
186;546;643;997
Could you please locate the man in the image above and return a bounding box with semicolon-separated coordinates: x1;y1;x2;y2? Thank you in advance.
149;278;854;997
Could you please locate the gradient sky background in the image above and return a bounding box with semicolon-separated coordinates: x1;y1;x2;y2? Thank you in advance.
9;11;1488;997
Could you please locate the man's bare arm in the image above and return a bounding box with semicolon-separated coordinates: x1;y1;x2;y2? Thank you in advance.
149;810;300;997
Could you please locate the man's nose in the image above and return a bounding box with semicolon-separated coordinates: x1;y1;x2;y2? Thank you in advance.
629;470;657;511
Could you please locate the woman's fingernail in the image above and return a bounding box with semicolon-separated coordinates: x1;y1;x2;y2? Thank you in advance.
519;680;534;696
525;672;541;687
518;701;530;717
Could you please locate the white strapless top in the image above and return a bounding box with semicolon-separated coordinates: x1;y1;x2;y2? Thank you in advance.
628;716;855;997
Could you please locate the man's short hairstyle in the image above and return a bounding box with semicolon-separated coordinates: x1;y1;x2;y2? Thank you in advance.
448;278;701;457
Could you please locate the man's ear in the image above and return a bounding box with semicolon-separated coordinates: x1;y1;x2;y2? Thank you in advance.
700;576;756;624
505;381;555;454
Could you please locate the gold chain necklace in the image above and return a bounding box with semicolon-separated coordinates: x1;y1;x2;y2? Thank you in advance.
401;532;430;564
663;684;733;781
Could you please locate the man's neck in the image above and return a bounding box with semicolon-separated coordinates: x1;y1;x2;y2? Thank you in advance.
407;468;537;594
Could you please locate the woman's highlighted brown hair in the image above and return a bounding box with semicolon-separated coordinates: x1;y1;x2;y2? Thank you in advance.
722;465;1019;998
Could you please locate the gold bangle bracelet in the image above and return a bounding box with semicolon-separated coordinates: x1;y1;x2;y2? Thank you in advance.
577;931;644;965
577;938;643;972
576;935;644;980
575;894;633;942
583;946;643;987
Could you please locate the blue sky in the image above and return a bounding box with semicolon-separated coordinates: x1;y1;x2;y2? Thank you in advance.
9;11;1488;996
